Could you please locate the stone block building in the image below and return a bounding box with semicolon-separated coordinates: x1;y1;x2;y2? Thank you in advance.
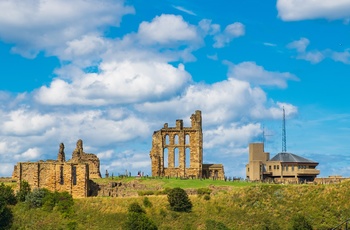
12;140;101;198
246;143;320;182
150;110;225;179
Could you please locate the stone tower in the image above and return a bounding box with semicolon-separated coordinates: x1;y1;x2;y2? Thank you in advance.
150;110;203;178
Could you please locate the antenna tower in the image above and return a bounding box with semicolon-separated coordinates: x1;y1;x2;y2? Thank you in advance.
282;107;287;152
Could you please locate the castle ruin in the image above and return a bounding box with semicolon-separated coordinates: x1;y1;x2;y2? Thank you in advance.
150;110;225;179
12;139;101;198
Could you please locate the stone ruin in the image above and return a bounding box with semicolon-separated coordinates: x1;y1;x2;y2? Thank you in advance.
149;110;225;179
12;139;101;198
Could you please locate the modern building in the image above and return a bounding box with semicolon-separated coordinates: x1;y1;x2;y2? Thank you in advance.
246;143;320;182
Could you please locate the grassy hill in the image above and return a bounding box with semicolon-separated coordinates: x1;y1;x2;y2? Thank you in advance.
9;178;350;229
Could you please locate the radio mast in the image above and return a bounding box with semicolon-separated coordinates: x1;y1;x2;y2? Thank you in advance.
282;107;287;152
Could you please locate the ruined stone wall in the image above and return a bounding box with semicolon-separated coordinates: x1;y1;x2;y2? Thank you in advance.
69;139;101;179
14;162;89;198
150;110;204;178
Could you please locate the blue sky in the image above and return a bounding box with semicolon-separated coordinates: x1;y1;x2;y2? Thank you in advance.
1;0;350;178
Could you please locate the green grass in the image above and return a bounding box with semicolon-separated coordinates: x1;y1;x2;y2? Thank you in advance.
93;177;252;189
10;179;350;229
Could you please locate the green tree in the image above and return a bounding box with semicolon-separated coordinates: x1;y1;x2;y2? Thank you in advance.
291;214;312;230
128;202;145;214
16;180;31;202
167;187;192;212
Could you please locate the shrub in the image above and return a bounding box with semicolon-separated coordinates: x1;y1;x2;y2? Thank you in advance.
167;187;192;212
25;188;50;208
205;220;229;230
124;212;158;230
16;180;31;202
54;191;74;217
203;194;211;200
197;187;211;196
0;199;13;229
0;183;17;205
143;197;153;208
128;202;145;214
291;214;312;230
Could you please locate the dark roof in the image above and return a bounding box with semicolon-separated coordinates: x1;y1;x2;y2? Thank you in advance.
270;152;317;163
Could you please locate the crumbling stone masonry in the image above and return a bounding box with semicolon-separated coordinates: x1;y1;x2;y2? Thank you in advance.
12;139;101;198
150;110;225;179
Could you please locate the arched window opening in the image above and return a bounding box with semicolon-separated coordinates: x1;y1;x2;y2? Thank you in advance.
186;148;190;168
185;134;190;144
174;148;179;167
174;134;179;144
164;148;169;168
165;135;169;145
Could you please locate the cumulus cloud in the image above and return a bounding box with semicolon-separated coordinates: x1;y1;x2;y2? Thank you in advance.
138;14;200;45
35;61;191;106
277;0;350;21
331;49;350;64
287;38;325;63
204;123;262;149
137;62;298;124
0;109;56;136
0;0;134;57
226;61;299;88
213;22;245;48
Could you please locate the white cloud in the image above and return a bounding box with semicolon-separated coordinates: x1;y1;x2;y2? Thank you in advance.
0;0;134;57
213;22;245;48
331;49;350;64
204;123;261;149
1;109;55;136
287;38;325;63
14;148;41;161
277;0;350;21
226;61;299;88
173;6;196;16
35;61;191;106
137;14;199;45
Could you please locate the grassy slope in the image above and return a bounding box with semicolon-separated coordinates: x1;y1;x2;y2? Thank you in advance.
10;178;350;230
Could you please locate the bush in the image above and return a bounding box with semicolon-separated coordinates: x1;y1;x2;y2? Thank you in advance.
128;202;145;214
203;194;211;200
0;199;13;229
16;180;31;202
25;188;50;208
291;214;312;230
54;191;74;217
124;212;158;230
167;187;192;212
0;183;17;205
197;187;211;196
143;197;153;208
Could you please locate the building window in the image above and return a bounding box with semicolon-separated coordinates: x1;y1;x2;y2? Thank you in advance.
269;165;271;171
248;167;249;172
72;166;77;185
285;165;288;171
277;165;279;170
274;165;276;170
292;166;294;171
60;166;64;185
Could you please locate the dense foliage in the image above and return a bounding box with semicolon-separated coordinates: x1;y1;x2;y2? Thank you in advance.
0;183;15;229
16;180;30;202
124;202;157;230
6;179;350;229
167;187;192;212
